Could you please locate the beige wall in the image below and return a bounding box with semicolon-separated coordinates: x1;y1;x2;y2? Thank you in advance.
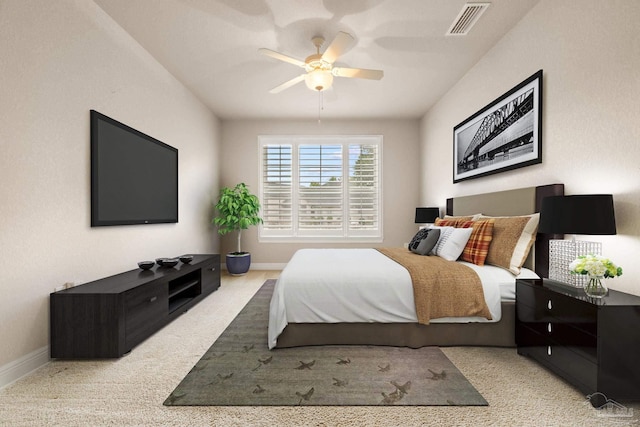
420;0;640;294
0;0;220;376
220;119;421;265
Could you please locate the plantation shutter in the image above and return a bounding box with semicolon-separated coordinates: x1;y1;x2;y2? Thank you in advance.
298;144;343;231
348;143;379;232
259;135;382;241
261;144;292;232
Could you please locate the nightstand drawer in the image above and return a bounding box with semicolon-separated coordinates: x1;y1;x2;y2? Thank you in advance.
519;344;598;394
517;328;597;393
516;281;597;326
516;322;597;363
517;302;597;337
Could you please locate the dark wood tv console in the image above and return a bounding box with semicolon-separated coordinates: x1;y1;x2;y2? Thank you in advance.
50;254;220;359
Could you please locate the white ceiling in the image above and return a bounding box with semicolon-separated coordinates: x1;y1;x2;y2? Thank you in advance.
94;0;540;120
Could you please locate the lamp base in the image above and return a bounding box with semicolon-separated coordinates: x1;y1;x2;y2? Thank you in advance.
548;239;601;287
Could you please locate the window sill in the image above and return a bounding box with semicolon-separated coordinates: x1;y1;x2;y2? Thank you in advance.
258;236;383;244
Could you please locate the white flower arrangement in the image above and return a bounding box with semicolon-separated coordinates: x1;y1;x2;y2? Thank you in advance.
569;254;623;279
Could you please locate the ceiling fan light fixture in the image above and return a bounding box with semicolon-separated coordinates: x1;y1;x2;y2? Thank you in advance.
305;69;333;91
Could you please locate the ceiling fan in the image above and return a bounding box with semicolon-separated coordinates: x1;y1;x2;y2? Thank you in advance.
259;31;384;94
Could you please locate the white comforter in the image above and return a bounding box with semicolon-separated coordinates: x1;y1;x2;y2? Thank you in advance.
268;248;538;349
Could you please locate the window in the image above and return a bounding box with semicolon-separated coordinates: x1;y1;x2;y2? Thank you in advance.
259;135;382;242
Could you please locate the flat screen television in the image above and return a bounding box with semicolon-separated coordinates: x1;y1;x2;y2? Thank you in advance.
91;110;178;226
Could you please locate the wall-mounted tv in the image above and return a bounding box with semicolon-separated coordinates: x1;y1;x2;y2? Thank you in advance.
91;110;178;226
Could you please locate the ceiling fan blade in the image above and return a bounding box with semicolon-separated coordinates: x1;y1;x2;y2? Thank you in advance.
333;67;384;80
259;48;305;68
269;74;306;94
321;31;354;64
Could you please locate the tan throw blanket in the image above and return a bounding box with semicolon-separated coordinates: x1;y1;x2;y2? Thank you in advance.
377;248;492;324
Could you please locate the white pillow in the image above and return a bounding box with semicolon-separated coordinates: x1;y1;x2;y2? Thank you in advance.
435;227;473;261
429;226;454;256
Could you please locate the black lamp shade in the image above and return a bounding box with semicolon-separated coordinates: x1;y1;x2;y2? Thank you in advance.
538;195;616;235
415;207;440;223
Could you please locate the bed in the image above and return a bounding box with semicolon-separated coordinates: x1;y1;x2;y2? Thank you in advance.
269;184;564;349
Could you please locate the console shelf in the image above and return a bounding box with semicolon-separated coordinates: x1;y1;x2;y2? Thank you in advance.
50;254;220;359
168;278;200;299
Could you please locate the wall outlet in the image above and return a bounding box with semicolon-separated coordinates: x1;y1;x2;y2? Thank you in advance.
54;280;83;292
403;242;409;249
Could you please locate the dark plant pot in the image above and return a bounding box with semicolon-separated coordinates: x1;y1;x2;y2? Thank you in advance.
226;252;251;276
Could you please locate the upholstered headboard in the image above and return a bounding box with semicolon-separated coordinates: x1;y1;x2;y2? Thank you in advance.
445;184;564;278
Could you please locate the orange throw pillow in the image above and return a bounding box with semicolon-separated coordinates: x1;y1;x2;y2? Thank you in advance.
458;219;495;266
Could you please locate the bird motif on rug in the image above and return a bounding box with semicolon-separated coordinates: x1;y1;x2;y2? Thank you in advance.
252;356;273;371
296;387;314;405
164;390;186;404
217;372;233;381
380;380;411;404
203;352;226;360
332;377;348;387
295;360;316;370
427;369;447;380
378;363;391;372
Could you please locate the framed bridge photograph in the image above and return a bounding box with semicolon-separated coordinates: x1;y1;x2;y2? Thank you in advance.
453;70;543;183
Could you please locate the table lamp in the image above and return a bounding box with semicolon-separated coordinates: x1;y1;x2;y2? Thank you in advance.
415;207;440;224
538;194;616;286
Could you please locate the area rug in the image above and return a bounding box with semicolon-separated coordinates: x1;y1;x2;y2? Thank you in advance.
164;280;487;406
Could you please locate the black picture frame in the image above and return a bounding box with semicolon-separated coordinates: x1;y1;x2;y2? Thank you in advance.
453;70;543;183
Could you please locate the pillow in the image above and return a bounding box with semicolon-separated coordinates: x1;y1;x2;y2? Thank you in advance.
408;228;441;255
434;227;473;261
478;213;540;274
434;218;460;227
436;214;482;227
445;213;482;221
428;225;454;256
408;228;428;251
458;219;495;266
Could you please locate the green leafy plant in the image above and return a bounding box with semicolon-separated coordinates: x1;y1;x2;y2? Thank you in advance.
212;183;263;254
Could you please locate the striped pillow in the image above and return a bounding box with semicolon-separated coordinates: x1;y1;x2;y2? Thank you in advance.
458;219;495;266
435;216;472;227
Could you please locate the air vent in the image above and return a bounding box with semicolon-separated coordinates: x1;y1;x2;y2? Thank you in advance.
446;2;490;36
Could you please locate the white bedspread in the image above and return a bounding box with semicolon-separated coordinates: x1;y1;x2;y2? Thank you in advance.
268;248;537;349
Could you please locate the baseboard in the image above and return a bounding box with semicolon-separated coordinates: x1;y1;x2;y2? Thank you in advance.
251;263;286;270
221;263;285;271
0;346;50;390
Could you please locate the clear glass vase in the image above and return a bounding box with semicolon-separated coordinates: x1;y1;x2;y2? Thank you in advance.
584;275;608;298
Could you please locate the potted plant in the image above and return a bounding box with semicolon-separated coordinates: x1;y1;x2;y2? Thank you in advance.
212;183;263;275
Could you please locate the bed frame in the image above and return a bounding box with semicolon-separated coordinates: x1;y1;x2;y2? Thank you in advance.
274;183;564;348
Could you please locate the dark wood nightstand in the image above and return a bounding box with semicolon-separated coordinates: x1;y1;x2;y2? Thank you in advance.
516;278;640;401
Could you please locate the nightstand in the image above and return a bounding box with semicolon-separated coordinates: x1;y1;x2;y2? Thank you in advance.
516;278;640;401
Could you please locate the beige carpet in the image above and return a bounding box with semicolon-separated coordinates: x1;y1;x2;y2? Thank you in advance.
0;270;638;426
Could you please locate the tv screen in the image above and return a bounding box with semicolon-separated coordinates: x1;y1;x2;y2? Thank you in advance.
91;110;178;226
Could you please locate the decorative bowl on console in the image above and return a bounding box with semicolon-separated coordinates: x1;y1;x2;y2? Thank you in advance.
138;261;155;270
161;258;179;268
156;258;167;266
180;255;194;264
